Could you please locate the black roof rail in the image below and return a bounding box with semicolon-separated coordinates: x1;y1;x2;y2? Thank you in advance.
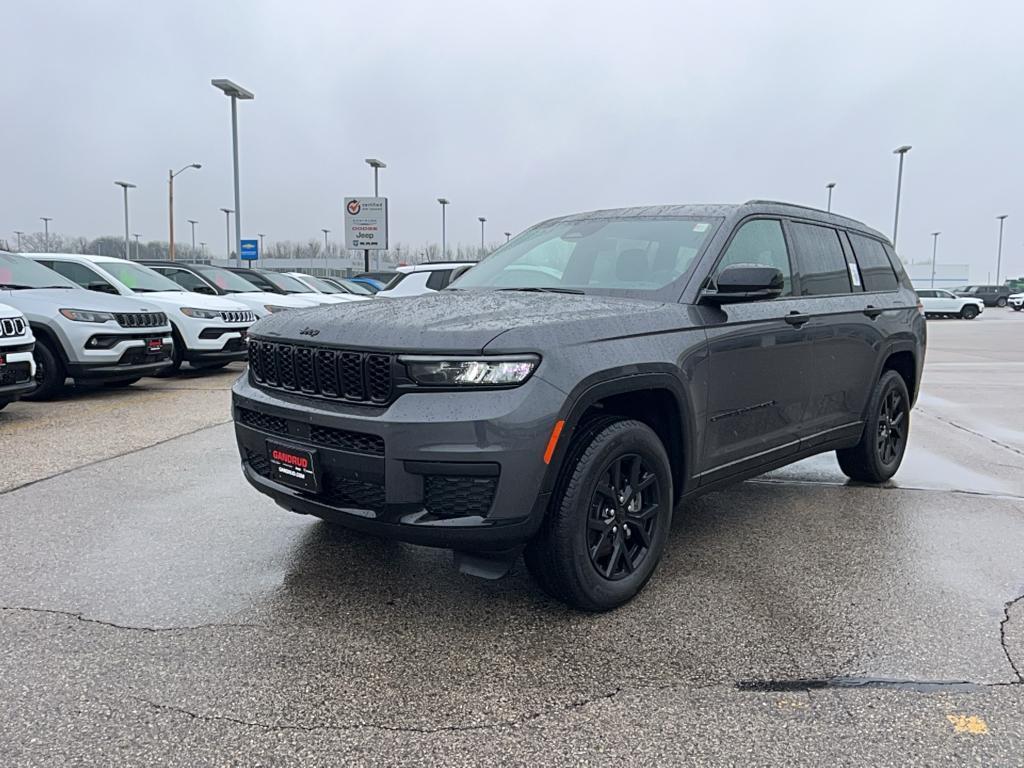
742;199;883;235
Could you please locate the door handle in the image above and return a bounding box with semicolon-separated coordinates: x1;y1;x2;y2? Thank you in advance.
863;305;884;319
784;311;810;327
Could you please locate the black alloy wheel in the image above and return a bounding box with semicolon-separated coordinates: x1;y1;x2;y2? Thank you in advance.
876;387;906;467
587;453;662;581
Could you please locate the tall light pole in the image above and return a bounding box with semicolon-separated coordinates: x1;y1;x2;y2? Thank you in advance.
199;241;207;261
258;233;265;257
187;219;198;260
365;158;386;271
133;234;141;260
220;208;234;262
437;198;449;259
211;79;254;268
478;217;487;251
13;231;23;251
114;181;136;260
322;228;330;263
826;182;836;213
504;231;511;243
891;144;912;248
930;232;941;288
168;163;201;261
996;215;1008;285
40;217;52;252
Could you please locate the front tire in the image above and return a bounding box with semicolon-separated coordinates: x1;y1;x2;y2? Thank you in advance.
524;418;673;612
960;304;979;319
1013;305;1022;312
23;340;66;401
836;370;910;484
155;328;184;377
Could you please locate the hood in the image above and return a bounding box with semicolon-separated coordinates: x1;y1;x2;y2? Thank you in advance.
0;301;25;320
0;287;168;319
224;293;320;312
133;290;250;311
249;290;696;353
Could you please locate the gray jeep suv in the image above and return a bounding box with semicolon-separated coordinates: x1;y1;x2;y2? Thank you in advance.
232;201;926;610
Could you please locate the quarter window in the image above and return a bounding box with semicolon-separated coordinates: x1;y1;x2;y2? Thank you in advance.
790;222;851;296
425;270;453;290
715;219;793;296
848;233;899;292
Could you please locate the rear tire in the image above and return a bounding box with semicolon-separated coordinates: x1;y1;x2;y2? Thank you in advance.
23;339;66;401
960;304;979;320
524;417;673;612
996;297;1008;308
836;369;910;484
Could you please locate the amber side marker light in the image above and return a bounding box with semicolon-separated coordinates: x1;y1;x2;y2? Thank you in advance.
543;420;566;464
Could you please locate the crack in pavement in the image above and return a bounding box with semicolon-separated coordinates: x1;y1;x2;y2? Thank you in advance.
0;606;261;634
131;688;623;735
916;407;1024;459
0;419;232;497
1000;594;1024;684
747;476;1024;502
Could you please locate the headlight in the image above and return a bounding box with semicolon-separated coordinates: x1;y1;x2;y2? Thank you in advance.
263;304;291;313
59;308;114;323
400;355;540;386
180;307;221;319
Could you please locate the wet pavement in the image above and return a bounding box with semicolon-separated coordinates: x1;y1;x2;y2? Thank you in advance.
1;312;1022;766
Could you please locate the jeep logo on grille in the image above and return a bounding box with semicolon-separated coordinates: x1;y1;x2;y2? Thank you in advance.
299;327;320;337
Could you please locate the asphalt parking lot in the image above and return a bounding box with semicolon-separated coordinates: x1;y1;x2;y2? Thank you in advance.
1;312;1022;766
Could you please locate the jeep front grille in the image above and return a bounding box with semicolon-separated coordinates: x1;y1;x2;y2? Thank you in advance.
0;317;27;338
221;310;256;324
248;340;393;404
114;312;167;329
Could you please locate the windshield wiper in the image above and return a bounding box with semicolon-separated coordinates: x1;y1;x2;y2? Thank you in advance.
0;283;33;290
496;286;585;295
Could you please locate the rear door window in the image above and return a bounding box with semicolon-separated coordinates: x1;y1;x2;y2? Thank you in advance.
789;222;851;296
848;233;899;292
425;270;452;290
49;260;113;289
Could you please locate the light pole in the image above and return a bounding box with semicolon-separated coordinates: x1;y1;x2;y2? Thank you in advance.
504;231;511;243
168;163;201;261
40;217;52;252
133;233;141;260
13;231;23;251
365;158;386;271
891;144;912;247
826;182;836;213
199;241;207;260
478;217;487;252
187;219;198;260
258;233;265;257
211;79;254;268
220;208;234;262
322;228;330;263
437;198;449;259
114;181;136;260
996;215;1008;285
930;232;941;288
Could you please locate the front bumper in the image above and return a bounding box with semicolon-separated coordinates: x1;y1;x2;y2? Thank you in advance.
0;348;36;400
66;339;174;380
232;374;564;551
182;328;250;363
1009;296;1024;308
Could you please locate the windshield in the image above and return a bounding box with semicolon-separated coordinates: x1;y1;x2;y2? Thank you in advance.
296;274;343;293
100;260;183;293
337;278;373;295
450;217;719;296
260;271;315;294
194;265;262;293
0;252;78;289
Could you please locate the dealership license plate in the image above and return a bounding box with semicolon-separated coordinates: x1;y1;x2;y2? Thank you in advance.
146;338;163;354
266;440;320;492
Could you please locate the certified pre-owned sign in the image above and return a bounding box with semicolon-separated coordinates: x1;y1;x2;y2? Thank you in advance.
344;197;388;250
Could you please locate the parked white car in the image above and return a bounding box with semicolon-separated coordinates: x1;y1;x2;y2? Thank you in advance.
0;301;36;410
375;262;476;298
29;254;256;373
916;288;984;319
226;267;358;305
1009;292;1023;311
285;272;372;301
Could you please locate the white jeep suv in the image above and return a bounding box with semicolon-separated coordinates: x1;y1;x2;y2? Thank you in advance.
0;301;36;410
375;262;476;298
30;254;256;373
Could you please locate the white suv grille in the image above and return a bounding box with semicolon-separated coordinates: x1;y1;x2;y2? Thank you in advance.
221;310;256;324
0;316;27;338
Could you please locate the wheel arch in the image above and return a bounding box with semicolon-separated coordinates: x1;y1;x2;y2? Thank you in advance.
28;322;70;364
541;366;696;503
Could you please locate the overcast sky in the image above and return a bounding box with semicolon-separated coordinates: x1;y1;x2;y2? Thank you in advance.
3;1;1022;279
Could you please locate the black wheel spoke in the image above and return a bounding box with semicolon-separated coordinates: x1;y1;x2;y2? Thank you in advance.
628;502;660;523
595;484;617;503
627;521;651;548
637;473;656;493
604;535;624;578
610;459;622;497
588;517;609;531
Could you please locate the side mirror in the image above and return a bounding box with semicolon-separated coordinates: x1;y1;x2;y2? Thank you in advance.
194;285;216;295
702;264;784;304
87;281;119;295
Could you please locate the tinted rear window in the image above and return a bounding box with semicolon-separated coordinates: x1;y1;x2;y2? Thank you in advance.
789;222;851;295
848;233;899;292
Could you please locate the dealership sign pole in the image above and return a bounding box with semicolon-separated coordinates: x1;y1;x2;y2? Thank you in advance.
344;197;388;273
